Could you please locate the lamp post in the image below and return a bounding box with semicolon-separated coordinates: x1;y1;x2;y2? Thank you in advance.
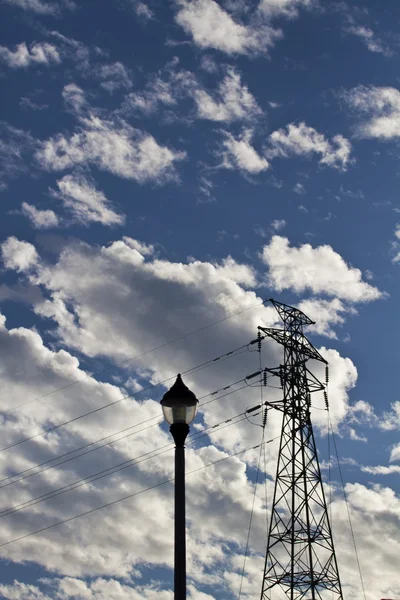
161;374;198;600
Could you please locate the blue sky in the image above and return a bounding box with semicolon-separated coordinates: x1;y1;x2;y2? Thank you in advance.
0;0;400;599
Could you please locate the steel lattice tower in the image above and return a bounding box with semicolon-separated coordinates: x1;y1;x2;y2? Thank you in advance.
259;299;343;600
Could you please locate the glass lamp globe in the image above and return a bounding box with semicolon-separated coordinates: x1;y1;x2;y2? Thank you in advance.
161;374;198;425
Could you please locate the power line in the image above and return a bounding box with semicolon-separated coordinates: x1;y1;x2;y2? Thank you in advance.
238;431;263;600
0;412;251;520
239;334;266;600
329;416;367;600
0;438;277;549
0;379;251;490
3;300;265;415
0;340;255;454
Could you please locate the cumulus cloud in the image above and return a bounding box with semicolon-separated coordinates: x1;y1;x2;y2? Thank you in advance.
0;42;61;68
266;122;352;170
21;203;59;229
0;234;391;597
193;68;262;122
261;236;383;302
1;237;38;272
344;85;400;139
361;464;400;475
220;129;269;173
380;401;400;431
297;298;355;339
219;123;352;175
35;115;186;184
52;173;125;227
174;0;282;56
123;63;260;125
0;235;282;583
330;483;400;597
0;577;175;600
390;443;400;462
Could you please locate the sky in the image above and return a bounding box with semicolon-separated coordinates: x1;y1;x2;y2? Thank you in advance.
0;0;399;598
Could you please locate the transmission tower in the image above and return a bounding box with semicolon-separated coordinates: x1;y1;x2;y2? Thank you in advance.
259;299;343;600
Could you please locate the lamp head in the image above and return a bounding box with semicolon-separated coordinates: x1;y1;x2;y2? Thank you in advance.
160;374;198;425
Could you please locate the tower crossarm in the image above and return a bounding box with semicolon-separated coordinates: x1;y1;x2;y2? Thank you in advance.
258;327;327;364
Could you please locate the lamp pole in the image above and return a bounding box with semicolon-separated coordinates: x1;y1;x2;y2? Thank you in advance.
161;374;198;600
171;422;189;600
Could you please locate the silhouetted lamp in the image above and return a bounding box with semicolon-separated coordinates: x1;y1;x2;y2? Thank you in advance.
161;373;198;426
161;374;198;600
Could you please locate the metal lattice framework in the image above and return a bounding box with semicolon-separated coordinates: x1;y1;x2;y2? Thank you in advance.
259;299;343;600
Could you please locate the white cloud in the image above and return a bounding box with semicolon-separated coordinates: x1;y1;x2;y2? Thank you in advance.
53;173;125;227
0;235;389;597
96;62;132;93
21;203;59;229
297;298;355;339
62;84;86;114
330;483;400;596
293;181;305;194
199;55;218;73
220;129;269;173
0;236;282;582
49;31;90;68
361;464;400;475
345;24;391;56
132;1;154;21
266;122;352;170
380;401;400;431
348;427;368;442
344;85;400;139
311;346;358;430
270;218;286;231
2;0;75;14
36;115;186;184
258;0;313;18
193;68;262;122
174;0;282;56
391;224;400;263
20;97;49;111
1;237;38;272
0;123;36;188
123;74;180;116
390;443;400;462
0;577;175;600
123;62;260;126
261;236;383;302
0;42;61;68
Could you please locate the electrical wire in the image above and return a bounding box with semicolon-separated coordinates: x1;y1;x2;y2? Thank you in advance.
0;412;251;520
329;415;367;600
0;341;252;454
327;412;332;527
0;437;277;549
0;378;252;491
2;300;266;415
238;432;263;600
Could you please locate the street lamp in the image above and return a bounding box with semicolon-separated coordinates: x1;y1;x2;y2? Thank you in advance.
161;374;198;600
